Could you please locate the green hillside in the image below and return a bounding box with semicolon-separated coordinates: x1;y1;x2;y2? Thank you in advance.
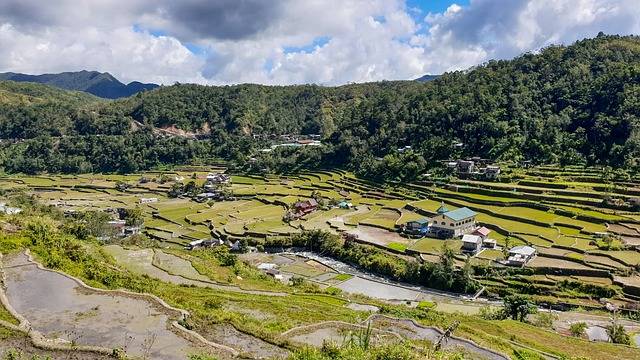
0;34;639;176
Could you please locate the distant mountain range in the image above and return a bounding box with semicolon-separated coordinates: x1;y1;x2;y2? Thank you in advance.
0;70;159;99
415;74;440;82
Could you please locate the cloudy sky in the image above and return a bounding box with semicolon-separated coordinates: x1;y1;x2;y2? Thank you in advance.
0;0;638;85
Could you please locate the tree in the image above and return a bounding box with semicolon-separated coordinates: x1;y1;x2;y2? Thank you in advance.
570;322;588;337
502;294;536;322
168;182;184;198
122;207;143;227
607;323;631;345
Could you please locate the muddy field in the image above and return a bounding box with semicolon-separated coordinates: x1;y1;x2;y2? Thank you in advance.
2;253;205;360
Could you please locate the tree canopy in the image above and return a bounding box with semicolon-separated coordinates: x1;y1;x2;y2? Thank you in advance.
1;34;639;177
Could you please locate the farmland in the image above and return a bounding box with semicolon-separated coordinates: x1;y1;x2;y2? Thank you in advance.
1;164;640;359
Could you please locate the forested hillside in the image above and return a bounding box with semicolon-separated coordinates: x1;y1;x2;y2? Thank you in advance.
0;70;159;99
0;34;638;177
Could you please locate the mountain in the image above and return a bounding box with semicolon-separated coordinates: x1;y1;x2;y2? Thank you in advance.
415;74;440;82
0;70;159;99
0;34;639;176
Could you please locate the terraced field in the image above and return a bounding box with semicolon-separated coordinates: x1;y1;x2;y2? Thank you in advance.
3;164;640;310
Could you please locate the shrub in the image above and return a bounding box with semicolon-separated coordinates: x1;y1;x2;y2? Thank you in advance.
569;322;587;337
479;306;506;320
606;323;631;345
531;312;557;329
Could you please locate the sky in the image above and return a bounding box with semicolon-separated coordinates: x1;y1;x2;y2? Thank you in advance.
0;0;638;86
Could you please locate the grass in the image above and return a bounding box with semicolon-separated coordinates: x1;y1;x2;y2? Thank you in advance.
408;239;462;254
386;242;408;252
333;274;354;281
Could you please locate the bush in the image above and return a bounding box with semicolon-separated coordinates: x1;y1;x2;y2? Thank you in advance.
479;306;506;320
530;312;557;329
570;322;587;337
607;323;631;345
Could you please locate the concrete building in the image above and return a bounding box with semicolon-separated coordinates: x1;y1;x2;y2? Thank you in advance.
461;234;483;254
507;246;537;266
428;204;477;238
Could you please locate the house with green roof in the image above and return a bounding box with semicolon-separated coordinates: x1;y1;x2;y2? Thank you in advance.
428;203;477;238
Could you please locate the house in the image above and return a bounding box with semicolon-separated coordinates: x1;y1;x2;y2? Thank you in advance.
257;263;277;270
206;173;231;184
124;226;141;236
446;161;459;170
484;165;501;179
297;139;322;146
184;238;223;250
0;203;22;215
107;220;127;236
427;204;477;238
337;201;353;209
482;239;497;248
139;197;158;204
461;234;483;254
265;268;284;280
457;160;475;174
185;239;205;250
195;192;222;202
403;218;429;236
472;226;492;240
507;245;537;266
293;199;318;217
397;145;412;153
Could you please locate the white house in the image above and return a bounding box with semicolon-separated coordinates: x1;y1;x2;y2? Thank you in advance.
507;246;537;266
428;203;477;238
461;234;483;253
139;197;158;204
0;203;22;215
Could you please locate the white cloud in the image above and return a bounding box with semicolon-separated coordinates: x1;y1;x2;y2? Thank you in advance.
0;23;206;84
0;0;638;85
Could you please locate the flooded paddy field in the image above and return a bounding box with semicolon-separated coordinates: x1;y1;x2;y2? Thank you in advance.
199;324;290;359
287;322;400;348
368;316;508;360
2;253;209;360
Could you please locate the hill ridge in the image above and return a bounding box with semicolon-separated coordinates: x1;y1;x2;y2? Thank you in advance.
0;70;158;99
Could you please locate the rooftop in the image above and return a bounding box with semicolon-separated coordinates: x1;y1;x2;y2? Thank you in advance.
409;218;430;225
462;234;482;244
443;207;477;221
509;245;536;256
473;226;491;237
436;202;449;214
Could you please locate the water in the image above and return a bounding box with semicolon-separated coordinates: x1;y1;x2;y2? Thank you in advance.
283;250;474;302
3;253;197;360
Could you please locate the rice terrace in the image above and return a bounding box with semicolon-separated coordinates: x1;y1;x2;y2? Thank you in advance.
2;162;640;359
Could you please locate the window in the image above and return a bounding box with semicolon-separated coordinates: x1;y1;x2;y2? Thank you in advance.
450;223;454;226
441;221;445;225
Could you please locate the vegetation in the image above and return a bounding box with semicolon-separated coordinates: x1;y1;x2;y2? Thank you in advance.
607;323;631;345
266;230;479;294
1;35;640;178
570;322;588;338
502;295;537;322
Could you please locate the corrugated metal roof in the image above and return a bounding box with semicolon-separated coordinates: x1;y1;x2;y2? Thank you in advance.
462;234;482;244
443;207;476;221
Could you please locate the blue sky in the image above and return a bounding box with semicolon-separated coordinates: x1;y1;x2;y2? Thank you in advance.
407;0;470;15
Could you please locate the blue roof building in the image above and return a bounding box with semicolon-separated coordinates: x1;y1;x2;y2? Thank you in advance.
428;206;477;239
